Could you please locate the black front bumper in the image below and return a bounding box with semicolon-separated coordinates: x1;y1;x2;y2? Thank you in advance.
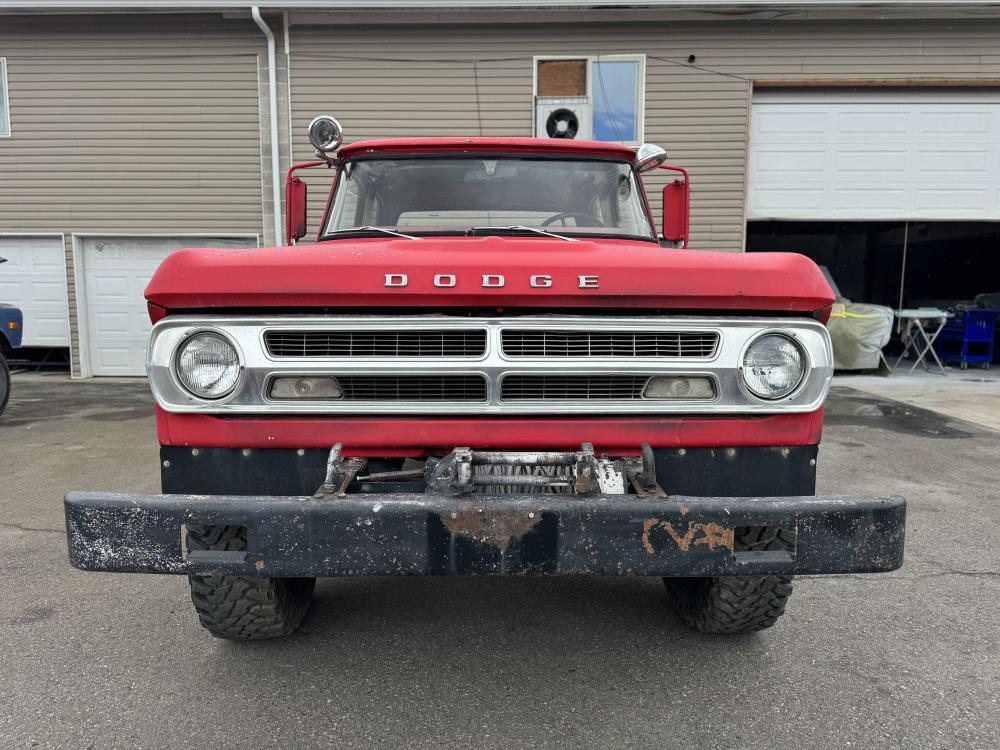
64;491;905;577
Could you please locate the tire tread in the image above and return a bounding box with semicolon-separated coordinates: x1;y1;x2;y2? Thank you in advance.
186;524;314;640
663;526;795;634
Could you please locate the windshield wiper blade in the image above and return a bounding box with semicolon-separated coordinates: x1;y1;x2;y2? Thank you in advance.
469;225;579;242
326;226;422;240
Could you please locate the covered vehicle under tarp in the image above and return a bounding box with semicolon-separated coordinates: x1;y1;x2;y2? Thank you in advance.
828;302;894;370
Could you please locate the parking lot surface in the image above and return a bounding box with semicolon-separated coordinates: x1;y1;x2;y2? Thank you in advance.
1;374;998;749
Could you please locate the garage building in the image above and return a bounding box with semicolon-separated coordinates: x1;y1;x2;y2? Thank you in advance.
1;1;999;375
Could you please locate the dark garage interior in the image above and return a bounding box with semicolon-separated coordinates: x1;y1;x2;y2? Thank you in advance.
746;221;1000;310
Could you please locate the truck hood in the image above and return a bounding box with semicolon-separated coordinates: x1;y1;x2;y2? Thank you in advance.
145;237;834;317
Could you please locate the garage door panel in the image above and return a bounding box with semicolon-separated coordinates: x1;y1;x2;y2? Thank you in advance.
914;188;989;212
0;236;70;347
916;150;991;174
756;150;825;173
82;235;255;376
749;90;1000;221
836;150;907;173
918;111;992;135
91;275;130;300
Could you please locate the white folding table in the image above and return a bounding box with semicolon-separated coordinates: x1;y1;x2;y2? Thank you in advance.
895;308;951;375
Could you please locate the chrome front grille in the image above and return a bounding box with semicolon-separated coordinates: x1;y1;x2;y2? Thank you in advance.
337;375;487;402
501;330;718;358
147;316;834;415
502;375;650;401
265;329;487;358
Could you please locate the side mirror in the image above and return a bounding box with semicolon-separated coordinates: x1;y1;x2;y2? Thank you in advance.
285;174;308;245
660;165;690;248
636;143;668;173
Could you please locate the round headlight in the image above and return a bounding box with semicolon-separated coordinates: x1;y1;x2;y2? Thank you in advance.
741;334;805;400
176;333;241;399
308;115;343;153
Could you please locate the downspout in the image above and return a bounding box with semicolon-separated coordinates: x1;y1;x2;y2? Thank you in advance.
252;6;284;246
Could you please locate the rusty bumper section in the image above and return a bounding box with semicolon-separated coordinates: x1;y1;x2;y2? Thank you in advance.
64;492;904;577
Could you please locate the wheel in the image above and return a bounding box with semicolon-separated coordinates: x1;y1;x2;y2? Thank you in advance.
663;526;795;634
0;353;10;417
185;524;315;640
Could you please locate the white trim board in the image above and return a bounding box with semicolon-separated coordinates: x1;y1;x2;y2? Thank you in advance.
0;58;10;138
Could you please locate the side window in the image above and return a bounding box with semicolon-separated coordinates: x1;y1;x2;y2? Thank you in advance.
533;55;644;146
0;59;9;137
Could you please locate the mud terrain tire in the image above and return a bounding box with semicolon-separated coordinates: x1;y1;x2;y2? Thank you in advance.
186;524;315;640
663;526;795;634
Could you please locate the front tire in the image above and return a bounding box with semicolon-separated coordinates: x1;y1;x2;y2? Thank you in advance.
185;524;315;640
0;353;10;417
663;526;795;634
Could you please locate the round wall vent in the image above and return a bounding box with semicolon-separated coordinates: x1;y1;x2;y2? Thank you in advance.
545;108;580;139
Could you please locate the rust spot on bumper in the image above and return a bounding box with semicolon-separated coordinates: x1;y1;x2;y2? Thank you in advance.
443;504;542;547
641;518;734;554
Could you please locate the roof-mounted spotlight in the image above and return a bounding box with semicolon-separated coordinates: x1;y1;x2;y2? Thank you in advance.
308;115;344;160
636;143;668;173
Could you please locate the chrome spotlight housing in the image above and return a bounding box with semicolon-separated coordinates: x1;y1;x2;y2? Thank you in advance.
308;115;344;155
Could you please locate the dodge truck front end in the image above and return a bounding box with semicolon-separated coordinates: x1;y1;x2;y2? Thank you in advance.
65;119;905;639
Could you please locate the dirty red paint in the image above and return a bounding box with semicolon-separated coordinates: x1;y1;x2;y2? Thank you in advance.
157;408;824;453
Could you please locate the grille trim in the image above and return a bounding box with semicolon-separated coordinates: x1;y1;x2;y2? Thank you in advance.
265;329;487;358
501;375;651;401
324;375;489;404
501;330;718;358
336;375;487;402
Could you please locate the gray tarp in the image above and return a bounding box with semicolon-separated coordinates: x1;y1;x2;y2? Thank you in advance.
827;302;894;371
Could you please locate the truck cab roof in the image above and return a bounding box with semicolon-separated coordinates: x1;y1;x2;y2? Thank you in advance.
337;137;638;161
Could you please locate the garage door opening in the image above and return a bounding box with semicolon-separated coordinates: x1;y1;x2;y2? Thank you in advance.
746;220;1000;310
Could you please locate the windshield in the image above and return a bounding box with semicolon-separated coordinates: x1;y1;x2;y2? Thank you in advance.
323;156;655;240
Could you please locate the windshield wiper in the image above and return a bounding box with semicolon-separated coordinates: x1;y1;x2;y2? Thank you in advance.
325;226;422;240
469;225;579;242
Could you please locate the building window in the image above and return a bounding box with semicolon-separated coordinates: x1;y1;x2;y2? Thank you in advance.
0;59;9;136
534;55;645;145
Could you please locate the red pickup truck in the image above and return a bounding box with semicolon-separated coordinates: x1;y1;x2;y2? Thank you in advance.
65;117;905;640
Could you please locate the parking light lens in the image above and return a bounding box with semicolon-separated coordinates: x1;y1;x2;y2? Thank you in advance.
269;376;343;400
741;334;805;400
176;333;241;399
643;376;715;400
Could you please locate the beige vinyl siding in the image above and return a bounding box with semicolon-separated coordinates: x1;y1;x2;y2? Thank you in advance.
289;19;1000;251
0;15;264;234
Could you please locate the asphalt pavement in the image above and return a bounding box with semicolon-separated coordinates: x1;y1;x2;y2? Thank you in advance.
0;373;997;749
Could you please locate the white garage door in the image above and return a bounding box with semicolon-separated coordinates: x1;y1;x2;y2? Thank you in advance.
0;236;70;347
748;89;1000;221
80;236;256;376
